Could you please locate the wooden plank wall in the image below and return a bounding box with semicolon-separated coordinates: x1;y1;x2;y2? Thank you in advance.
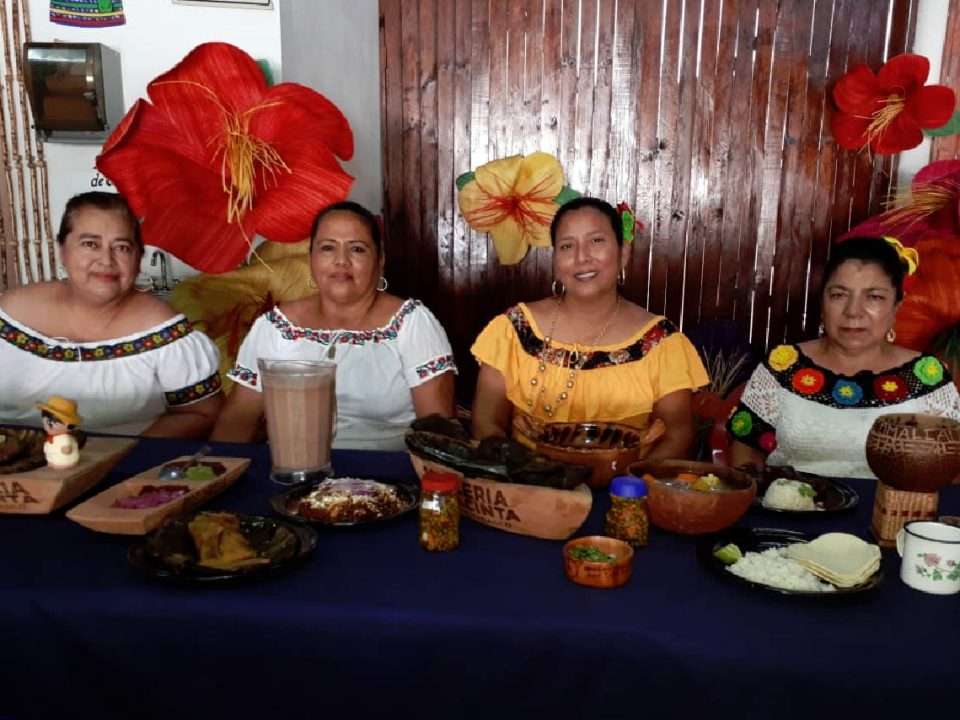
379;0;917;397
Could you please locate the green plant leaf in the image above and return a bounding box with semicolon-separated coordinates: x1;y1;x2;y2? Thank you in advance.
923;109;960;137
554;186;582;205
455;171;476;191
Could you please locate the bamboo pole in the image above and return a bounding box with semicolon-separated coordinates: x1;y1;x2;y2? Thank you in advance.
21;0;54;279
17;0;48;279
11;0;38;283
0;0;22;288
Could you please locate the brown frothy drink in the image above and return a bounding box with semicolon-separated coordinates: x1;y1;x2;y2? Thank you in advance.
257;360;336;483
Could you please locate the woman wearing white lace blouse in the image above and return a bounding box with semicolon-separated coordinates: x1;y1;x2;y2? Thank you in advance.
212;201;456;451
728;237;960;479
0;192;223;436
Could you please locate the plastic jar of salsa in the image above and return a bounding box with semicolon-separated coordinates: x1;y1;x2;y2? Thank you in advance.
419;472;460;551
604;476;649;547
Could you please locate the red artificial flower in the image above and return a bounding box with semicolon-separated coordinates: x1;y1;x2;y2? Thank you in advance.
792;368;825;395
759;432;777;453
97;42;354;272
873;375;908;402
832;54;955;154
839;160;960;247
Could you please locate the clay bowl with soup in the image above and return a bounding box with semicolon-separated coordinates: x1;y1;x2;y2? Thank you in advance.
628;459;756;535
533;420;665;490
865;414;960;493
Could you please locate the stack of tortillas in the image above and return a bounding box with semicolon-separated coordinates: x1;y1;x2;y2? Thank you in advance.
784;533;881;588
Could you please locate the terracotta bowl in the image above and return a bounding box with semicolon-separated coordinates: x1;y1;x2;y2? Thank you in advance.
628;459;756;535
534;420;663;489
865;413;960;493
562;535;633;588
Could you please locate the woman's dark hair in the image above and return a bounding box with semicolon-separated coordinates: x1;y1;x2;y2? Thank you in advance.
821;236;907;302
309;201;382;255
56;192;142;250
549;196;623;247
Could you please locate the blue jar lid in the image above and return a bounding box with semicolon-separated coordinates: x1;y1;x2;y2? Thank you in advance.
610;476;647;498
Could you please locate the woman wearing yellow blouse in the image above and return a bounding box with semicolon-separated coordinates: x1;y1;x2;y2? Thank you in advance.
470;197;708;459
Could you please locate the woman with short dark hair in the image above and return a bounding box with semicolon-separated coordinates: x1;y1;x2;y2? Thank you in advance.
0;191;223;436
729;236;960;478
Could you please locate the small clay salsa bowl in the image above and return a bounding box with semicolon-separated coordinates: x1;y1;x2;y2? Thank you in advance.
563;535;633;588
865;413;960;493
534;421;656;489
629;459;755;535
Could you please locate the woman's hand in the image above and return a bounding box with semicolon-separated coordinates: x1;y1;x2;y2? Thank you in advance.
142;393;224;439
471;363;513;439
209;385;265;443
729;439;766;471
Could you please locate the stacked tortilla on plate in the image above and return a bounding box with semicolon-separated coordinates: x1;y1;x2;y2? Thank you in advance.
784;533;881;588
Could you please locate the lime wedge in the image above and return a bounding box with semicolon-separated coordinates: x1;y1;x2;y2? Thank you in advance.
713;543;742;565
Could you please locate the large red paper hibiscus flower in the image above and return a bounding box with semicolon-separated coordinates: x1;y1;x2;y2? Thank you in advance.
97;42;354;272
832;54;955;154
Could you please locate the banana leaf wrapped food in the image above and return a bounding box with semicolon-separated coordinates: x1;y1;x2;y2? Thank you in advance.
406;416;591;490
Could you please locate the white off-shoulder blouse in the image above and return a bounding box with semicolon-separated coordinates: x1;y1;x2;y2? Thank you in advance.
228;298;457;451
0;308;222;435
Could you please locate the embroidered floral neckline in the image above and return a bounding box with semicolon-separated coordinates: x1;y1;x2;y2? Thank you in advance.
267;298;420;347
764;343;948;408
508;303;676;370
0;309;194;362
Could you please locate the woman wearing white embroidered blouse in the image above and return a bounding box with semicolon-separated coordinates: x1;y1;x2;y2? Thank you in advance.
0;192;223;437
212;201;457;451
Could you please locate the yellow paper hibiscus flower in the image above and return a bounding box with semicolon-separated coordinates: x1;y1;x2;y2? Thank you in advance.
169;239;314;393
456;152;576;265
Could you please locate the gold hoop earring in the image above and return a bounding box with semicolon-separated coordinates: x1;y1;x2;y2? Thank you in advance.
618;268;626;287
887;328;897;343
551;279;565;298
818;322;825;337
377;276;389;292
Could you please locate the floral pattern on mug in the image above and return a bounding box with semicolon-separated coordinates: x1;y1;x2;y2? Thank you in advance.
914;553;960;582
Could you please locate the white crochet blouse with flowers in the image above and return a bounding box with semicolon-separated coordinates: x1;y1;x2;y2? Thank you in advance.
0;308;222;435
728;344;960;479
228;298;457;452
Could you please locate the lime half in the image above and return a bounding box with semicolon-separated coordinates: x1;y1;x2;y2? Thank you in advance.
713;543;743;565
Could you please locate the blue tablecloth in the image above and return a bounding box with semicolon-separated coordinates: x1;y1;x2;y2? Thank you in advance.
1;438;958;720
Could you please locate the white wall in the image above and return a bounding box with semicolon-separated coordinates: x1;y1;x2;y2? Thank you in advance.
280;0;382;213
898;0;951;187
27;0;282;283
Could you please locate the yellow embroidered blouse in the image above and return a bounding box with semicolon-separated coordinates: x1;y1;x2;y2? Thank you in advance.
471;303;709;436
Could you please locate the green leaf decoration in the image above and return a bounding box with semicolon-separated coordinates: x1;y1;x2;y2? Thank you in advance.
257;60;275;87
554;186;582;205
923;108;960;137
455;171;476;191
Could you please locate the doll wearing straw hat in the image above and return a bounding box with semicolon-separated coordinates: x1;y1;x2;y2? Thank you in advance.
36;396;83;470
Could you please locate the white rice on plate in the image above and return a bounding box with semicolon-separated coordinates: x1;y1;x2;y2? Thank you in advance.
762;477;820;511
727;547;836;592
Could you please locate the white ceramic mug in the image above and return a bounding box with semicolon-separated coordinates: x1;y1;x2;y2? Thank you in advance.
896;520;960;595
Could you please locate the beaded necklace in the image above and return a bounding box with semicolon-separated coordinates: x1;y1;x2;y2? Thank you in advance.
527;294;621;418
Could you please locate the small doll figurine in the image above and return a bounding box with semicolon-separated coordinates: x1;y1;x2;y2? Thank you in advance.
35;396;83;470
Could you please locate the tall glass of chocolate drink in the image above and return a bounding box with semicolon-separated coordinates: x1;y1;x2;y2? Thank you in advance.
257;359;337;484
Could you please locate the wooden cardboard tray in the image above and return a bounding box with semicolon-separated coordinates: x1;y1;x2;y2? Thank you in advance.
66;456;250;535
0;437;137;514
409;455;592;540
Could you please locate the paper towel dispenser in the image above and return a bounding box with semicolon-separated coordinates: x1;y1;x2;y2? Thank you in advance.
23;42;123;144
